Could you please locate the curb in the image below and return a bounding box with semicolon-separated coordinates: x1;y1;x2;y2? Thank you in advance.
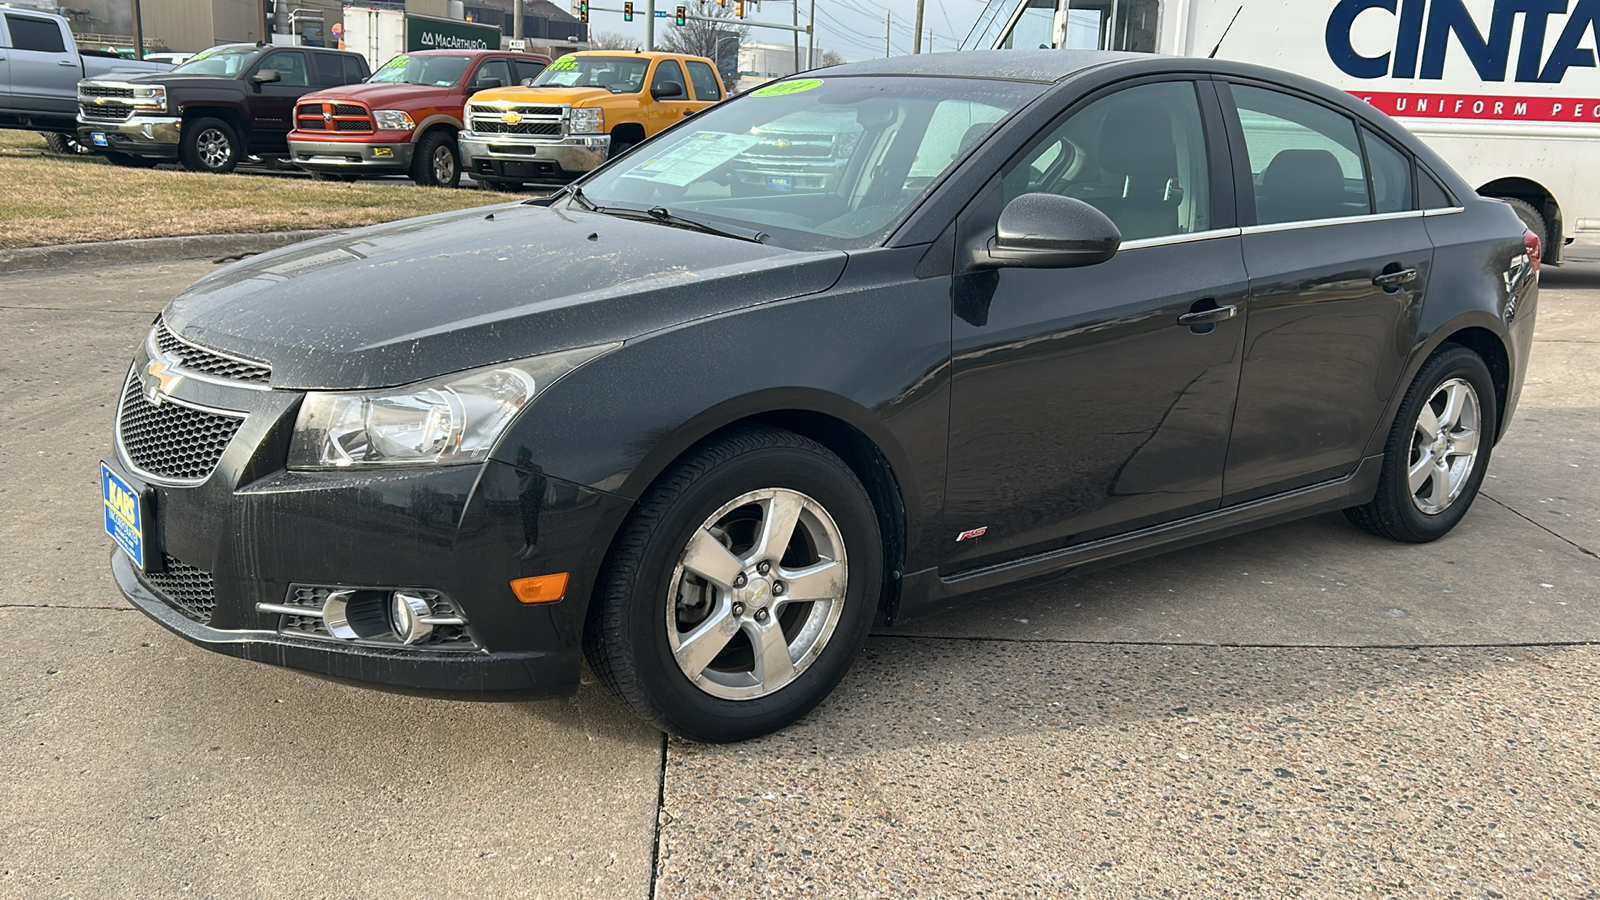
0;230;338;275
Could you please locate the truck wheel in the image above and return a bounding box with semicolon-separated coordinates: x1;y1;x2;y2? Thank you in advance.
410;131;460;187
103;152;159;169
1503;198;1549;263
180;118;240;174
43;133;91;155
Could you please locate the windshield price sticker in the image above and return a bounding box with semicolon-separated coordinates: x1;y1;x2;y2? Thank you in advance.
751;78;822;97
622;131;763;186
548;56;580;72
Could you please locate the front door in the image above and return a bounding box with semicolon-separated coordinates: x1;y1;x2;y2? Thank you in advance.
3;12;73;111
1219;81;1434;503
943;79;1248;571
248;49;312;152
647;59;699;135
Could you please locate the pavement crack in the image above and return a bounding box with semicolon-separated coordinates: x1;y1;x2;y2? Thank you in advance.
1480;492;1600;561
648;733;668;900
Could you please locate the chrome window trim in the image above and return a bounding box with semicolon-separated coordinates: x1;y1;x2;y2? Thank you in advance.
115;365;249;487
147;320;273;391
1423;206;1467;217
1118;227;1244;251
1240;209;1426;236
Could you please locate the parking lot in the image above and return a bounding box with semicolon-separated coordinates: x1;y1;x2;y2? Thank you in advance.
1;242;1596;897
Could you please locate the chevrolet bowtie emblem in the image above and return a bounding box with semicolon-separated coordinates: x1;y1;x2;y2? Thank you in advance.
145;359;183;405
502;111;524;125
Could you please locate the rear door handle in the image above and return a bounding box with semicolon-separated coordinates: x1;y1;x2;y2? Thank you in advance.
1373;267;1418;288
59;59;79;66
1177;304;1238;326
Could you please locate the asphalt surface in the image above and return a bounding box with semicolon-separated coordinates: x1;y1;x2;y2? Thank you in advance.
1;240;1596;898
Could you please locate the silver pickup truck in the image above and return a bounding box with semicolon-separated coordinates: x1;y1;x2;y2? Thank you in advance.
0;8;168;140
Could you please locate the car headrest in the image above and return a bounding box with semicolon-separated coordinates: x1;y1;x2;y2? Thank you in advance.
1097;102;1177;181
1262;149;1346;218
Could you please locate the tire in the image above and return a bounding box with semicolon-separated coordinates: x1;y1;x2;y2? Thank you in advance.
586;428;883;742
1345;346;1498;543
607;140;635;160
1504;197;1548;262
179;117;240;174
409;130;460;187
43;132;91;155
102;151;158;168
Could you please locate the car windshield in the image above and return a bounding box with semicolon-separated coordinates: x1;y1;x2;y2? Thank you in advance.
369;53;474;86
531;55;650;93
578;75;1041;250
169;45;261;77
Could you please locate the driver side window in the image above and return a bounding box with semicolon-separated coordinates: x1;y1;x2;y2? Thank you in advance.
262;51;309;87
1004;80;1211;241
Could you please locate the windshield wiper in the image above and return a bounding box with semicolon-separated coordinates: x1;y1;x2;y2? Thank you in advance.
628;204;767;243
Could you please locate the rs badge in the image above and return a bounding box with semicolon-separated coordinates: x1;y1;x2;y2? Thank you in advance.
955;526;988;542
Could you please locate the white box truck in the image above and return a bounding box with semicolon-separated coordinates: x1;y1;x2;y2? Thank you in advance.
962;0;1600;264
341;7;502;74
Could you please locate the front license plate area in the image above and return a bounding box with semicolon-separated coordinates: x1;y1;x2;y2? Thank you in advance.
90;132;108;147
102;462;155;571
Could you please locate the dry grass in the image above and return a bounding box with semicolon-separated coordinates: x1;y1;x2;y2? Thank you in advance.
0;129;525;249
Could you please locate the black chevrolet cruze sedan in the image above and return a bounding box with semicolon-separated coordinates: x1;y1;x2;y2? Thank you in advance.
104;51;1539;742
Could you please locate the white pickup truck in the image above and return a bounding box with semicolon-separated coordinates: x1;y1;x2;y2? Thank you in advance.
0;7;168;143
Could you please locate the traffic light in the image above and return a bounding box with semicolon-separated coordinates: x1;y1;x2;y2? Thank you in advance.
716;0;725;6
622;0;633;21
578;0;589;22
734;1;744;17
675;5;687;25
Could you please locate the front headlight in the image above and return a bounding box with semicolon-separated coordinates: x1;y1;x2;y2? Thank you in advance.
287;343;619;469
131;85;166;112
568;107;604;135
373;109;416;131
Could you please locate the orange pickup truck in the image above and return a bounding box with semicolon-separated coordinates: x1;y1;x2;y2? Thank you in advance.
458;50;725;187
288;49;550;187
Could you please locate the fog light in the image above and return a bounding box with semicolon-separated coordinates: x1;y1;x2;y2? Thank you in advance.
389;591;435;644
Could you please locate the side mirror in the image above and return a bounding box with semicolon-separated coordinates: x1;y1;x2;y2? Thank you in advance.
651;80;684;100
251;68;281;85
520;77;538;87
476;76;504;89
983;193;1121;269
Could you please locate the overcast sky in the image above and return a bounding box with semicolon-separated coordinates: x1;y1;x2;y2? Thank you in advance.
582;0;993;61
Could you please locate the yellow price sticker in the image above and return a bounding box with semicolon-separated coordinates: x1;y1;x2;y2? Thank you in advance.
549;56;579;71
751;78;823;97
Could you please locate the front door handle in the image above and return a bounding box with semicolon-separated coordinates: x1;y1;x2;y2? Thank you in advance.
1177;304;1238;327
1373;267;1418;288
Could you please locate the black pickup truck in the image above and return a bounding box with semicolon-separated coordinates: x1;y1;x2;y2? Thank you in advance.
76;43;370;173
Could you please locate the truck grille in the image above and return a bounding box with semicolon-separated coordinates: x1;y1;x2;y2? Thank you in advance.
468;103;565;138
81;84;136;99
295;101;373;133
116;370;245;483
145;554;218;624
154;317;272;385
80;101;133;121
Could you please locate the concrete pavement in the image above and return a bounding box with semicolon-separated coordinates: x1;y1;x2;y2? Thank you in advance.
1;244;1595;897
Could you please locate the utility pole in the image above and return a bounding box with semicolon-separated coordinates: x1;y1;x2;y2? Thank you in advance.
884;12;890;57
131;0;144;59
912;0;923;53
513;0;523;40
792;0;799;75
806;0;815;68
646;0;655;50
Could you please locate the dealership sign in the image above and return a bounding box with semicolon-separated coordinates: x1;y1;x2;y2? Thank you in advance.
406;13;501;52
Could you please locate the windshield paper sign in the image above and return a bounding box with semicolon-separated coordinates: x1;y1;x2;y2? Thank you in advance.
622;132;763;186
1327;0;1600;120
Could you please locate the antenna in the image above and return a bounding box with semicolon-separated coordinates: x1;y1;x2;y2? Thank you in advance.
1209;6;1243;59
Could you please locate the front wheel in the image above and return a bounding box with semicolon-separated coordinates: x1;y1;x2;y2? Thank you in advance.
1345;346;1498;542
410;130;460;187
586;428;883;742
179;117;239;174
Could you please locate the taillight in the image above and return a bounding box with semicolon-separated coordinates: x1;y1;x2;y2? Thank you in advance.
1523;228;1542;279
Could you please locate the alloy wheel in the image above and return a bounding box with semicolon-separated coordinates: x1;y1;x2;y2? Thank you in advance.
196;128;232;170
1408;377;1482;514
432;144;455;184
666;488;848;701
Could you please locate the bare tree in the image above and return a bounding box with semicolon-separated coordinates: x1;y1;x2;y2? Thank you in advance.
658;0;748;84
816;49;846;68
588;30;637;50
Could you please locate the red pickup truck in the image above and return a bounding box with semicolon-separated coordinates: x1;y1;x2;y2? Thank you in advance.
288;49;550;187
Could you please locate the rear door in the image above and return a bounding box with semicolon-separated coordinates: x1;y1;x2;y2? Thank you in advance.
1218;80;1434;503
684;59;723;105
2;12;76;112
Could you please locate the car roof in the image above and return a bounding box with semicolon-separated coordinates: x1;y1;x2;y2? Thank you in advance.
402;49;541;57
569;50;705;61
819;50;1148;83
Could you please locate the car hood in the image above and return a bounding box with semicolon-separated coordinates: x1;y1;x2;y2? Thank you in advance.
470;86;620;107
163;202;848;390
95;71;236;87
301;82;456;107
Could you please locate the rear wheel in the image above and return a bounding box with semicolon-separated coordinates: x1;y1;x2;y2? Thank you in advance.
1503;198;1549;262
586;428;883;742
1345;346;1497;543
179;117;240;174
43;132;91;155
409;130;460;187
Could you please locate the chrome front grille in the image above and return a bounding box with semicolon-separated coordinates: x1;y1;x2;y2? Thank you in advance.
79;101;133;120
153;318;271;384
468;103;565;138
145;554;218;624
81;84;135;98
116;370;245;483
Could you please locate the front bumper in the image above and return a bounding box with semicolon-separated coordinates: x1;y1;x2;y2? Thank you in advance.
458;131;609;181
77;114;181;158
289;137;414;173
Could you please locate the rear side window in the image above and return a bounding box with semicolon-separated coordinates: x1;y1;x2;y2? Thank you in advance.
686;61;721;101
312;52;346;87
343;55;366;85
1361;128;1412;214
1418;169;1455;209
1231;84;1370;225
6;14;66;52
